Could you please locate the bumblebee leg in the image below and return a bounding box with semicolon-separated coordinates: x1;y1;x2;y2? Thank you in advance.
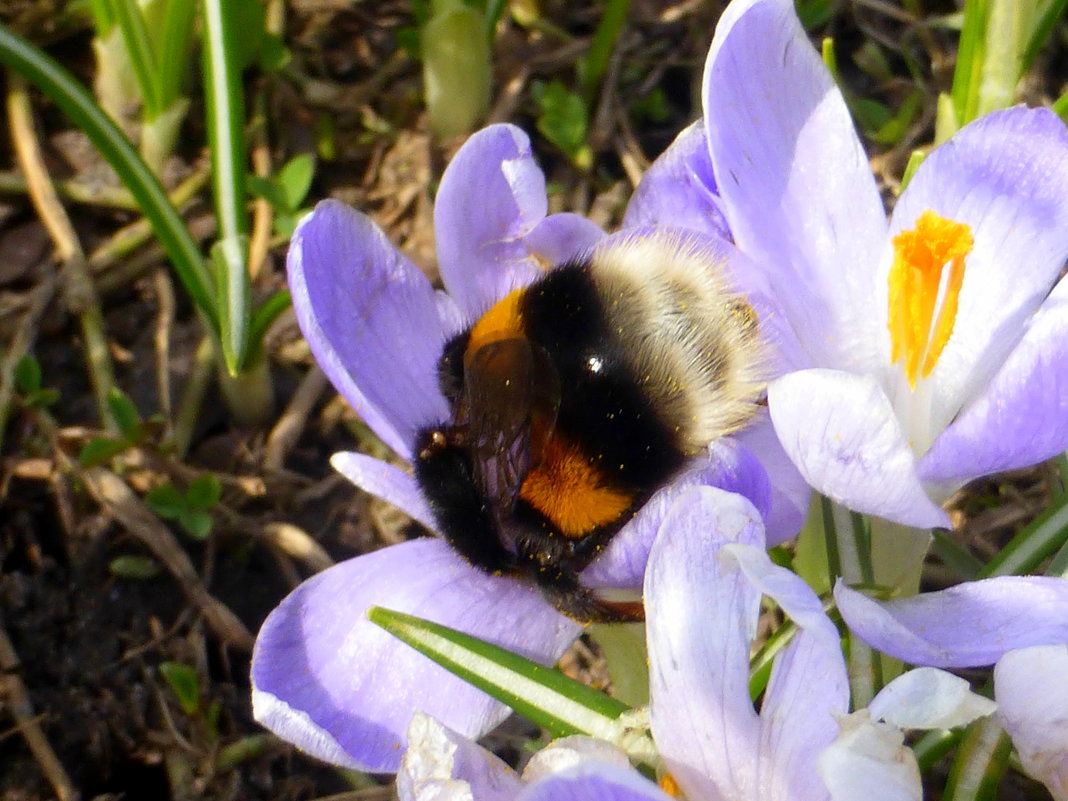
533;565;645;624
415;429;516;574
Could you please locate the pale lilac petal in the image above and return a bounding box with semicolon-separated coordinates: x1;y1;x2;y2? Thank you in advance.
818;713;921;801
581;439;770;589
920;279;1068;484
646;487;765;801
868;668;996;730
523;212;605;266
888;108;1068;430
703;0;887;372
835;577;1068;668
398;713;522;801
994;645;1068;801
726;545;848;801
251;538;580;772
289;200;448;458
623;121;730;240
329;452;437;533
767;369;949;528
435;124;547;316
734;414;811;545
520;762;671;801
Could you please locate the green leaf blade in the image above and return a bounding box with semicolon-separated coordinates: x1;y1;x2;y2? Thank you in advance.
368;607;629;740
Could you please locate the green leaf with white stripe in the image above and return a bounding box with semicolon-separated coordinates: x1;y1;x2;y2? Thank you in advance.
368;606;640;744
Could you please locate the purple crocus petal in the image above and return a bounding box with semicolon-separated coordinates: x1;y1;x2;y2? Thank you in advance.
887;107;1068;430
523;212;606;266
289;200;449;458
726;544;848;801
520;762;672;801
251;538;580;773
703;0;887;373
581;439;771;589
398;712;522;801
622;121;731;240
767;369;950;529
994;645;1068;800
835;577;1068;668
434;124;548;316
919;279;1068;484
329;451;438;533
734;414;811;546
646;486;765;801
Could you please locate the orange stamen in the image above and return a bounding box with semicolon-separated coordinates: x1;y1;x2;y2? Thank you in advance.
887;210;973;387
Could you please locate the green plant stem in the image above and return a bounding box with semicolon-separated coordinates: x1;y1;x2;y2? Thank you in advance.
823;497;880;707
0;23;217;329
215;346;274;429
943;717;1012;801
202;0;251;374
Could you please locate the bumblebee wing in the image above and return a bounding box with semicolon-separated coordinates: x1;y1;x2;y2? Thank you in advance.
462;337;560;510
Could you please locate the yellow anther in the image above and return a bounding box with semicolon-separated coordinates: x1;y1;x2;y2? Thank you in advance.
887;210;973;386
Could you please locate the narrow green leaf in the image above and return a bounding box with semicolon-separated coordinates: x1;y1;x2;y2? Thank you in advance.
248;289;292;347
979;494;1068;577
0;25;217;328
107;0;163;115
212;237;251;375
577;0;630;100
14;353;42;393
159;661;200;715
78;436;130;467
202;0;251;373
155;0;198;110
106;387;142;439
369;607;632;741
109;554;162;579
932;529;983;581
146;483;187;519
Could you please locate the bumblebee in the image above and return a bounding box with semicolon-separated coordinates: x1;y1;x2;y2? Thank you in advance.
414;230;764;622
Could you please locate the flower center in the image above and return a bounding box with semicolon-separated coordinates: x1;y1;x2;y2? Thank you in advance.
887;210;973;387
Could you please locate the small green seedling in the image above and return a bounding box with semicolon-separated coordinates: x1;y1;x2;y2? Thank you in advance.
246;153;316;238
14;354;60;409
146;473;222;539
78;387;165;467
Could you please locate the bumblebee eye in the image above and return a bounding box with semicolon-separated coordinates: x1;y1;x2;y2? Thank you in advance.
586;355;604;374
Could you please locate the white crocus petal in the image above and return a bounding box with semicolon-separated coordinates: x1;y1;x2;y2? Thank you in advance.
818;711;921;801
767;369;949;527
994;645;1068;801
522;736;634;784
398;712;522;801
868;667;996;730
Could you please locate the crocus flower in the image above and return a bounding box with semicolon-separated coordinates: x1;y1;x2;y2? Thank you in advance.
836;577;1068;800
396;486;994;801
251;123;780;773
655;0;1068;527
